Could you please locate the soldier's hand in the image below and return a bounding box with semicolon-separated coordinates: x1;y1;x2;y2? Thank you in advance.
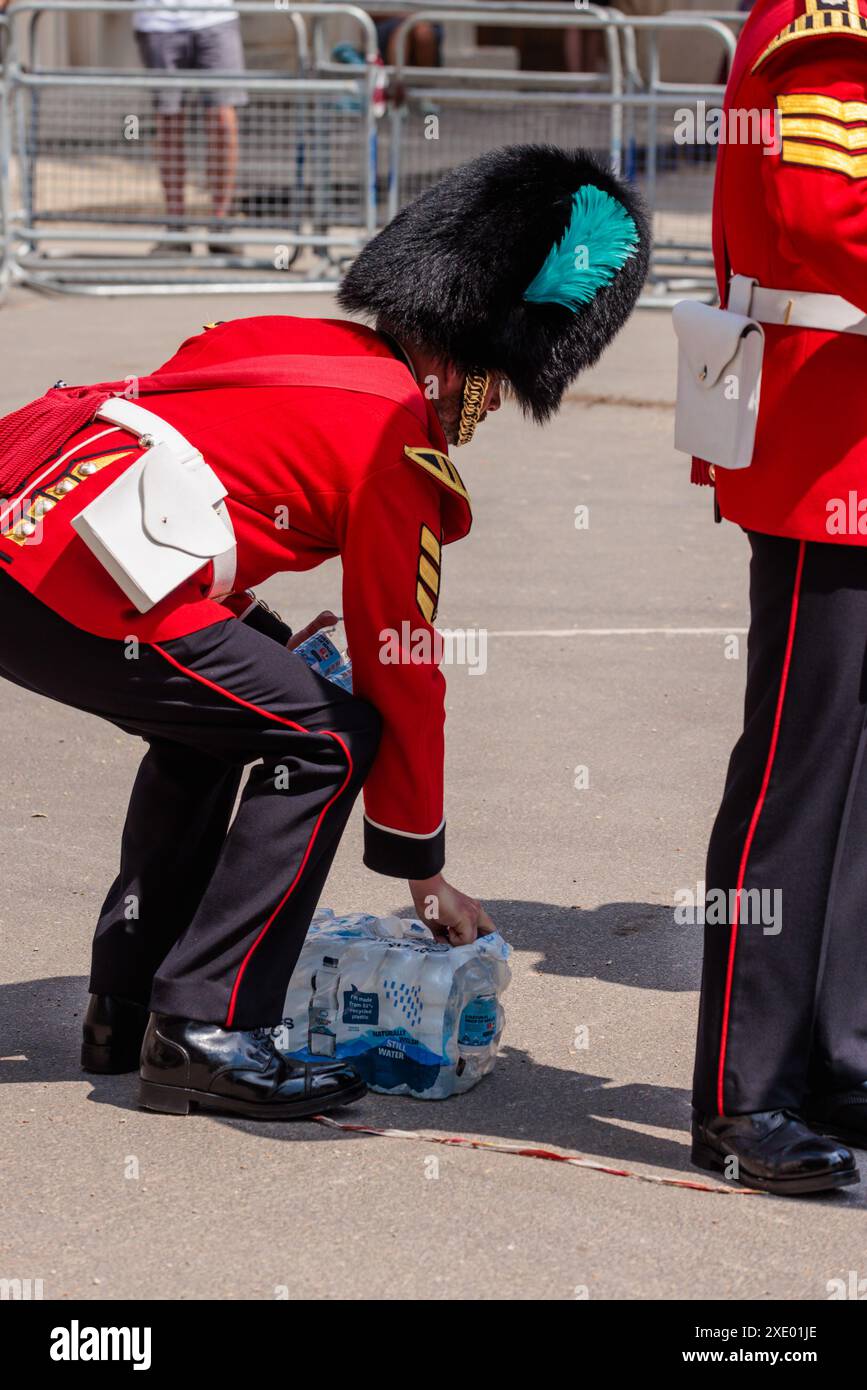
287;610;339;650
408;873;496;946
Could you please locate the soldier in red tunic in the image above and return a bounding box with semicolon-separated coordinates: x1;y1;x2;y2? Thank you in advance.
0;145;648;1119
689;0;867;1192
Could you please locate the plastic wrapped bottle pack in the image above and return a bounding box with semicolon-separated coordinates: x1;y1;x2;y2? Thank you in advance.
271;911;511;1099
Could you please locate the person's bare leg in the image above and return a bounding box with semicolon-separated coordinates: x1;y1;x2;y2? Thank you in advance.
386;24;438;105
564;31;604;74
205;104;238;221
409;23;438;68
155;111;186;223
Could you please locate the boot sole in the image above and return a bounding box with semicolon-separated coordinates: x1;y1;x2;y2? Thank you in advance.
138;1076;367;1119
692;1139;860;1195
81;1041;144;1075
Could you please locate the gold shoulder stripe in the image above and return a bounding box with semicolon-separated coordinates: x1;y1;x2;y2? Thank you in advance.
781;138;867;176
780;116;867;148
403;445;470;505
807;0;861;14
778;93;867;122
753;4;867;73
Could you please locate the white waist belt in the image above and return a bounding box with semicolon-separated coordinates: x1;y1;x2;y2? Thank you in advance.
747;286;867;337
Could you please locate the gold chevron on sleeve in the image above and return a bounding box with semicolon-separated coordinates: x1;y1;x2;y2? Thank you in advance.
415;522;442;623
778;93;867;122
780;116;867;149
419;523;441;565
418;554;438;594
416;581;436;624
780;138;867;176
403;445;470;505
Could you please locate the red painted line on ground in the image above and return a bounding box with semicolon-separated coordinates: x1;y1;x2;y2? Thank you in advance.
312;1116;763;1195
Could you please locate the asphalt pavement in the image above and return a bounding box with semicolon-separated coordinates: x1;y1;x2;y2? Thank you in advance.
1;290;864;1301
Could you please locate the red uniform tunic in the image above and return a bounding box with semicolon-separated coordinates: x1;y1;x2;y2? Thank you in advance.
707;0;867;541
0;315;471;856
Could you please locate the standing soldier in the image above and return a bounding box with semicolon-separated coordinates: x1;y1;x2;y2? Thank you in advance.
0;145;648;1120
688;0;867;1193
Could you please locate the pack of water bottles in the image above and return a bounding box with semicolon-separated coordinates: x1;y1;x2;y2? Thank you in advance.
272;910;511;1099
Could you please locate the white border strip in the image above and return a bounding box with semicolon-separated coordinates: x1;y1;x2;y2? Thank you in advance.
486;627;749;637
364;813;445;841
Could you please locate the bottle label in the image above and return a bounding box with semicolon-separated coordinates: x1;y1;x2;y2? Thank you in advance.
293;629;352;692
458;996;497;1047
342;986;379;1026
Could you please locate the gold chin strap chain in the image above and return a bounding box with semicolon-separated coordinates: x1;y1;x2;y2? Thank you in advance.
457;369;491;447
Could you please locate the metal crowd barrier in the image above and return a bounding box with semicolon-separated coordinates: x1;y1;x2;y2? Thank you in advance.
0;10;12;303
1;1;382;294
627;8;746;299
386;5;742;302
0;2;746;300
387;2;625;213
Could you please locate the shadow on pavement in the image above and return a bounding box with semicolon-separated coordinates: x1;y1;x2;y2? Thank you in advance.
419;896;700;993
2;898;860;1197
0;891;697;1177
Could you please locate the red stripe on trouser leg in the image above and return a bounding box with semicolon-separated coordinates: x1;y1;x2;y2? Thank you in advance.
715;539;806;1117
151;643;354;1029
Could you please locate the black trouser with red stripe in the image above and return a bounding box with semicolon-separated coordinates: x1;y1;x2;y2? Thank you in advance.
0;571;381;1028
693;532;867;1116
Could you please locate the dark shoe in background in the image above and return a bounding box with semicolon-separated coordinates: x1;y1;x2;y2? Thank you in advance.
139;1014;366;1119
692;1108;858;1196
81;994;150;1074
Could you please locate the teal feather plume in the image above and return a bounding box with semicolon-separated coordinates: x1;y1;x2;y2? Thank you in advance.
523;185;640;312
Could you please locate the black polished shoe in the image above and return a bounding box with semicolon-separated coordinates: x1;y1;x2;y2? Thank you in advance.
138;1014;367;1119
805;1084;867;1148
692;1108;859;1195
81;994;150;1074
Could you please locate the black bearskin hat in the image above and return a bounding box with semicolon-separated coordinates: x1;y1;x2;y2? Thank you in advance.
338;144;650;422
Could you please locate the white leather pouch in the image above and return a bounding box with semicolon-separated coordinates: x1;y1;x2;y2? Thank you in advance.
673;288;765;472
71;440;236;613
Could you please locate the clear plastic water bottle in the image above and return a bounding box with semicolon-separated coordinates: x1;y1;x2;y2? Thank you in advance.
308;955;340;1056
